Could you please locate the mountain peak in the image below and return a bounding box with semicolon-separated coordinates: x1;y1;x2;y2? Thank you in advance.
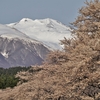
19;18;59;25
19;18;33;23
7;18;71;50
39;18;55;23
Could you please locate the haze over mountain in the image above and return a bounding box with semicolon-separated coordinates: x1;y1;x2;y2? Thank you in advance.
0;18;71;68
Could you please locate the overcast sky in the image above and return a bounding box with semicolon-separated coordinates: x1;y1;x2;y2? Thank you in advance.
0;0;89;25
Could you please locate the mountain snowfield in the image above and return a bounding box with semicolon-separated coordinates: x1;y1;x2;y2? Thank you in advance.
7;18;72;49
0;24;41;43
0;24;28;39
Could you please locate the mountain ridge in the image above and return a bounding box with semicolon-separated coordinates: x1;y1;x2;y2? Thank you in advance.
0;18;71;68
7;18;71;50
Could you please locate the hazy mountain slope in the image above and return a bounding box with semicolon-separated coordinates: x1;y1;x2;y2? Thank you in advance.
8;18;71;50
0;18;71;67
0;53;10;68
0;24;50;68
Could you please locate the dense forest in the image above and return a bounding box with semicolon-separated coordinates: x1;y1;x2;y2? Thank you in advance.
0;66;30;89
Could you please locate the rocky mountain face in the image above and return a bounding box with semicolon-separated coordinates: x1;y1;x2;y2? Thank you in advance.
0;37;50;68
0;53;10;68
0;24;50;68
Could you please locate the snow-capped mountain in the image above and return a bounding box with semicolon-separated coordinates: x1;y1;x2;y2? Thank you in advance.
0;24;50;68
8;18;71;50
0;18;71;68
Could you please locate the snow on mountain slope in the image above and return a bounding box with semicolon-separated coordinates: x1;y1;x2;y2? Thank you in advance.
0;18;71;68
0;36;50;68
0;24;50;68
0;24;40;44
0;24;27;39
8;18;72;50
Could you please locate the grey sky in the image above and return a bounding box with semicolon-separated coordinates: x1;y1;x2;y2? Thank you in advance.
0;0;89;25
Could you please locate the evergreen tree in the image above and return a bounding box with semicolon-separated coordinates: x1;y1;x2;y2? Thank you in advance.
0;66;30;89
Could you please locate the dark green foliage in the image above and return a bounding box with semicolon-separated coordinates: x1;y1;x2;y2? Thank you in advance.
0;66;30;89
0;74;19;89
